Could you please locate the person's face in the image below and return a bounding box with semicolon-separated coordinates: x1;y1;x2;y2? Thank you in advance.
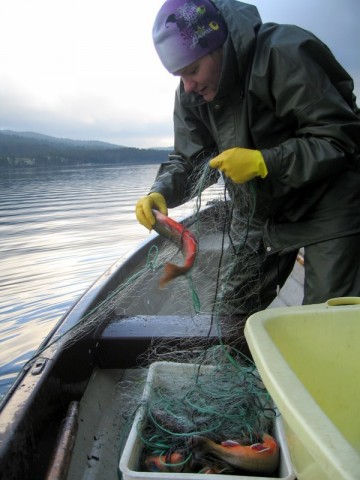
175;49;223;102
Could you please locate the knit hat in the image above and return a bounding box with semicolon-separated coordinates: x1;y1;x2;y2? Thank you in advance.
153;0;228;73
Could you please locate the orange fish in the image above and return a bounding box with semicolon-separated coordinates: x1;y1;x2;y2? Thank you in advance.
144;451;185;472
152;209;197;287
191;433;279;475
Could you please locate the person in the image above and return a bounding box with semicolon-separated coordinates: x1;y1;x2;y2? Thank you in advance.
136;0;360;319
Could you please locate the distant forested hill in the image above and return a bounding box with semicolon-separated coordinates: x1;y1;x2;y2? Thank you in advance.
0;130;171;167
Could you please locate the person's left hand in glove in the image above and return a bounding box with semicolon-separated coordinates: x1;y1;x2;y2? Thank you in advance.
209;147;268;184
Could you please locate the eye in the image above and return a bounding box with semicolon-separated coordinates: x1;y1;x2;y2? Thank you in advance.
190;62;201;75
209;21;219;31
183;67;198;79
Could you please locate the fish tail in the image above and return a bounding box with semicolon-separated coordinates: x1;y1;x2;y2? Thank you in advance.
159;262;190;287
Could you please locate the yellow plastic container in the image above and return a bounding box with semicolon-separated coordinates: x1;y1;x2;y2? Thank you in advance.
245;297;360;480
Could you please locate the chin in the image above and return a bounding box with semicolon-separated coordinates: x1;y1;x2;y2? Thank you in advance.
203;92;216;102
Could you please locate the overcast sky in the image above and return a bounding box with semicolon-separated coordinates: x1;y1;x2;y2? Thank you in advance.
1;0;359;148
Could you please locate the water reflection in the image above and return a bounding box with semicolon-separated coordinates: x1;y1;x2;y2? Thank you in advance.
0;164;223;399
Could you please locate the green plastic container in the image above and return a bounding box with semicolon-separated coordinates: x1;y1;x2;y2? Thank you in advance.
245;297;360;480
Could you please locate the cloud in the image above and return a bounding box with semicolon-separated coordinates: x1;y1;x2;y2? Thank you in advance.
0;0;359;146
0;86;175;147
0;0;177;147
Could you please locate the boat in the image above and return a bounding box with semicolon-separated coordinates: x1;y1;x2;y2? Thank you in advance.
0;202;304;480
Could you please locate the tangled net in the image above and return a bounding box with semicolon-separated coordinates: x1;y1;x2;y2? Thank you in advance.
112;160;278;474
30;157;262;354
25;157;281;475
115;340;279;475
139;348;276;456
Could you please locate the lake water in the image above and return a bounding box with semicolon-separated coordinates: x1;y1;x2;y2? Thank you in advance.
0;163;221;401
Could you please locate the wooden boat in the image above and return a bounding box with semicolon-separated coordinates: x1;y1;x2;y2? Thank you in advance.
0;203;303;480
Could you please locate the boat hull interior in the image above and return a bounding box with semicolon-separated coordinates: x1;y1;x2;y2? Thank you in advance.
0;205;304;479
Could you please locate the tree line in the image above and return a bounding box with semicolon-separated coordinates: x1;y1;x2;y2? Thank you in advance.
0;131;170;167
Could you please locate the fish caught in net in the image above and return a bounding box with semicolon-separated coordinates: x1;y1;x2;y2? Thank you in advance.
24;158;281;475
136;349;279;475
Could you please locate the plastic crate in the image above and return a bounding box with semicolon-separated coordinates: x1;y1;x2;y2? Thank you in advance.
120;361;295;479
245;297;360;479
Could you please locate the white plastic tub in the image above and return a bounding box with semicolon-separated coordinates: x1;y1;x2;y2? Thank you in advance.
119;361;295;480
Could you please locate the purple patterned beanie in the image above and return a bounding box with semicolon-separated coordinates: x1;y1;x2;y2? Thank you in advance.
153;0;228;73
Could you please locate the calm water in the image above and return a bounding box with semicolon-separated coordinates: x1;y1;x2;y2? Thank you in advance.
0;163;218;401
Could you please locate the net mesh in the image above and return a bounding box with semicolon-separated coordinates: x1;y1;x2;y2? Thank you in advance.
33;160;263;350
110;162;277;474
25;160;280;475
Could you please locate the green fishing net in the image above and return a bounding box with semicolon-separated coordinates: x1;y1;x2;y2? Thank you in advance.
25;159;280;475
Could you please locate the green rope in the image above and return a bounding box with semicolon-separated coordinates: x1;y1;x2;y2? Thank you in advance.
187;274;201;314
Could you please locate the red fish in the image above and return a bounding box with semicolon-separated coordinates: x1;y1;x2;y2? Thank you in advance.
152;209;197;287
191;433;279;474
144;451;185;472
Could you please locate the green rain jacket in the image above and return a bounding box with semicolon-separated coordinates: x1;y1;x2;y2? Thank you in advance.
150;0;360;254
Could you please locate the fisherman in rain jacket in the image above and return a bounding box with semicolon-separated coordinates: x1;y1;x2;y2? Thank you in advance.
136;0;360;317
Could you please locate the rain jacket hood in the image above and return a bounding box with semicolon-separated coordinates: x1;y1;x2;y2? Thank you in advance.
150;0;360;254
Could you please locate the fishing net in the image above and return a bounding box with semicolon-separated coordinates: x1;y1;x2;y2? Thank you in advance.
114;161;262;319
33;155;266;350
108;160;279;474
27;158;282;475
136;353;276;473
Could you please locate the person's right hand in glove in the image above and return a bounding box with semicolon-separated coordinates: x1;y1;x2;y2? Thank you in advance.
135;192;168;230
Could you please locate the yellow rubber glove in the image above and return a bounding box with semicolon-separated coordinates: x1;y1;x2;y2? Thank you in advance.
135;192;168;230
209;147;268;184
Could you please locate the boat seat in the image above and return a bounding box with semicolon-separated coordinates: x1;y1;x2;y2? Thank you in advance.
95;314;222;368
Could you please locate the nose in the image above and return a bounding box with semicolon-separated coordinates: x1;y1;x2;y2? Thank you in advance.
182;76;197;94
